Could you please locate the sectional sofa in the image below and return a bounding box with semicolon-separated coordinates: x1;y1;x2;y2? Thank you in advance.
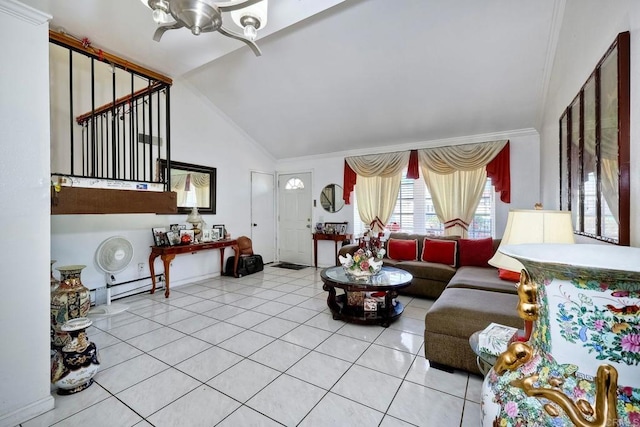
338;232;523;375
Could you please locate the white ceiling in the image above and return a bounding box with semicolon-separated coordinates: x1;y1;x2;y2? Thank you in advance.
23;0;562;160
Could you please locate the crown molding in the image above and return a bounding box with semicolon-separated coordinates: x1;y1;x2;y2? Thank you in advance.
278;128;540;163
0;0;51;25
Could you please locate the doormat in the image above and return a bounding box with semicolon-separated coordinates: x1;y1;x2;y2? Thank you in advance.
272;262;308;270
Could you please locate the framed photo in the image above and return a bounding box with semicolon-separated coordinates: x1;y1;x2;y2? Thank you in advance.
213;224;225;239
201;228;213;243
211;228;221;241
169;223;180;232
179;229;195;244
165;230;180;246
152;227;167;246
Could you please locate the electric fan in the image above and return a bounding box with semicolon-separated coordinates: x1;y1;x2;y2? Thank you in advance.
89;236;134;316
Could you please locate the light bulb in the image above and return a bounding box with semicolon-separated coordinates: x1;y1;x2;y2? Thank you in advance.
243;24;257;41
152;8;168;23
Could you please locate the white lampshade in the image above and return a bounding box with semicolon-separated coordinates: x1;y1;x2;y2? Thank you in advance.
488;209;575;272
231;0;268;40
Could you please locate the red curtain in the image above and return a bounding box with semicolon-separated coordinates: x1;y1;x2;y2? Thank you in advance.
407;149;419;179
486;141;511;203
343;160;357;205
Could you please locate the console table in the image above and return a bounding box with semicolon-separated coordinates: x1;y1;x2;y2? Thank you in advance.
313;233;352;268
149;239;239;298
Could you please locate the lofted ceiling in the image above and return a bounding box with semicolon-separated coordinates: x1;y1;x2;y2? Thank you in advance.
22;0;562;160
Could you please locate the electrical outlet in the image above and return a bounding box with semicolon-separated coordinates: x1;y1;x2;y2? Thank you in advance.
137;263;144;274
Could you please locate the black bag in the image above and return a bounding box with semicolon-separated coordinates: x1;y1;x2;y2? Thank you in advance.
224;255;264;277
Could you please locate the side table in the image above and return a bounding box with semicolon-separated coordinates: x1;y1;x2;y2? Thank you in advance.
469;330;498;376
149;240;239;298
313;233;352;268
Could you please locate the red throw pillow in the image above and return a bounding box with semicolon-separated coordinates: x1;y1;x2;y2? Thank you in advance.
421;238;457;267
499;268;521;282
458;237;494;267
387;238;418;261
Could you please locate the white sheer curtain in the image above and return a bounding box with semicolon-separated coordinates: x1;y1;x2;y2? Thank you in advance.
346;151;409;233
424;169;487;237
418;140;507;237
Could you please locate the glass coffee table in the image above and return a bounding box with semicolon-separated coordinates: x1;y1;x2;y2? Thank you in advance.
320;266;413;327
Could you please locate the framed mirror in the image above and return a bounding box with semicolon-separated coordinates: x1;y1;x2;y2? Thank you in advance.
320;184;344;213
158;160;216;214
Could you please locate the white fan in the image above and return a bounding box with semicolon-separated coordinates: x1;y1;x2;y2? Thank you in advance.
89;236;134;316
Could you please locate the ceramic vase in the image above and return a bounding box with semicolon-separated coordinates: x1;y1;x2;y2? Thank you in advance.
482;244;640;427
50;265;91;348
51;317;100;395
50;260;60;292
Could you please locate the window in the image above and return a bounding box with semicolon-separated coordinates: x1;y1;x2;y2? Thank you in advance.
285;178;305;190
353;171;494;237
559;31;629;245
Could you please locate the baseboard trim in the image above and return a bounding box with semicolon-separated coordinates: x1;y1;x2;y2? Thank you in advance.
0;395;54;427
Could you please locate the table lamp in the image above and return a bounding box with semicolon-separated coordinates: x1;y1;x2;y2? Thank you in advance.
488;209;575;273
186;206;203;241
488;208;575;341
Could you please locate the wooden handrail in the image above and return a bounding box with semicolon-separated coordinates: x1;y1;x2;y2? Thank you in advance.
49;30;172;85
75;81;166;124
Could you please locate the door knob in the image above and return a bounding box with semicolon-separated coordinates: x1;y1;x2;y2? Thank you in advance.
252;223;257;226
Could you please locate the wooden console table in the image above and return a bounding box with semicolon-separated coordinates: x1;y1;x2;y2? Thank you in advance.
313;233;352;268
149;239;239;298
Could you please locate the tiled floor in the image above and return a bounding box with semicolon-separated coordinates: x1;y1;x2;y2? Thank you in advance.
26;265;483;426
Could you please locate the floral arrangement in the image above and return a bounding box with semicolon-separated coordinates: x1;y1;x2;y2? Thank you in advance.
339;231;387;277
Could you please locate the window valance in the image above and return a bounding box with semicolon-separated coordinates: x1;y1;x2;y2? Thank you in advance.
343;141;510;204
417;140;507;173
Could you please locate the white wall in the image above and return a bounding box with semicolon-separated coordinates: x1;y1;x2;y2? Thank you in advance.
51;78;276;294
539;0;639;246
0;1;54;425
277;130;541;267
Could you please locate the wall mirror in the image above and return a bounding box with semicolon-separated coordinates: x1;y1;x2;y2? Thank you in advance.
559;31;629;245
158;160;216;214
320;184;344;213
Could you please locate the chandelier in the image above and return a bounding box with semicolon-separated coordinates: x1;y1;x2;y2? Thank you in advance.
140;0;268;56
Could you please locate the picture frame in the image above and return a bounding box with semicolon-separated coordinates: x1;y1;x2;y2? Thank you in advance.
152;227;167;246
213;224;225;240
165;230;180;246
201;228;213;243
169;223;180;233
179;229;195;244
211;228;221;241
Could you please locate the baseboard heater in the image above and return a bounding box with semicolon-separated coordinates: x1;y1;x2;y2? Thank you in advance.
93;274;164;305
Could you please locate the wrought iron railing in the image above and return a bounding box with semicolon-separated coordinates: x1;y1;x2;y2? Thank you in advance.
49;31;172;187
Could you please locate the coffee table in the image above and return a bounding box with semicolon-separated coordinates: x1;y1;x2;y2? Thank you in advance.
320;266;413;327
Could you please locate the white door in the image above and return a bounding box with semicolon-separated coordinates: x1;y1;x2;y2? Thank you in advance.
251;171;275;263
278;172;312;265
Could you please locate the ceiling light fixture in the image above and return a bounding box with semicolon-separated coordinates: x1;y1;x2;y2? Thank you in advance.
140;0;268;56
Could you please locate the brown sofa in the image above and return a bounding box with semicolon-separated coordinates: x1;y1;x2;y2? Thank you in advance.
338;232;522;376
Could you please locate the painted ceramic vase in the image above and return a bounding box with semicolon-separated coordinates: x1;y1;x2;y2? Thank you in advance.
51;317;100;394
50;259;59;292
51;265;91;348
482;244;640;427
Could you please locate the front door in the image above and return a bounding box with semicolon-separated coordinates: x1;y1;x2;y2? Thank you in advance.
251;171;275;263
278;172;312;265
